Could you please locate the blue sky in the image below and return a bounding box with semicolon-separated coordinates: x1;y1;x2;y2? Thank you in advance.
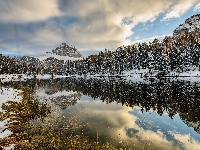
0;0;200;58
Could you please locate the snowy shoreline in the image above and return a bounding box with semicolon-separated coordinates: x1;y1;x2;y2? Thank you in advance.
0;87;22;142
0;69;200;83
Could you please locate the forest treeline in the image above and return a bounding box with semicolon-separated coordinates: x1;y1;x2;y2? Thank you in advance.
1;28;200;76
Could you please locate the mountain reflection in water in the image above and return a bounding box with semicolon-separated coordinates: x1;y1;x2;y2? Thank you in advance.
1;77;200;149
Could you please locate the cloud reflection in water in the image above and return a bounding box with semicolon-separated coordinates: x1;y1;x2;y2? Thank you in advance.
64;95;200;149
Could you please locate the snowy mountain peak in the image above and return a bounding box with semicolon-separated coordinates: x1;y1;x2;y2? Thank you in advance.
39;43;82;62
173;14;200;36
52;43;82;58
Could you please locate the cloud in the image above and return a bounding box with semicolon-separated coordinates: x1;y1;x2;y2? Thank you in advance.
135;36;139;40
27;91;200;149
67;99;185;149
0;0;198;56
194;2;200;11
132;34;173;44
54;0;175;51
0;0;62;23
170;132;200;150
0;18;67;55
161;0;197;21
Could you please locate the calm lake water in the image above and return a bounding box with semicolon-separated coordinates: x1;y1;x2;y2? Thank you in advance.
1;77;200;149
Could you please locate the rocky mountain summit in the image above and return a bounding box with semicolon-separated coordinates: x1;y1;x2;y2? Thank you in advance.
39;43;82;62
50;43;82;58
173;14;200;36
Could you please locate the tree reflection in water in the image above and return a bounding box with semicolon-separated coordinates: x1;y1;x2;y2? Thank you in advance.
0;87;51;149
35;78;200;133
0;84;116;149
1;77;200;149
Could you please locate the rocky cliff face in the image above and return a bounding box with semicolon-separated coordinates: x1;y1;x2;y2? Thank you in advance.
51;43;82;58
173;14;200;36
39;43;82;62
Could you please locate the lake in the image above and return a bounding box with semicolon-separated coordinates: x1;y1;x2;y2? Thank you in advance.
1;77;200;149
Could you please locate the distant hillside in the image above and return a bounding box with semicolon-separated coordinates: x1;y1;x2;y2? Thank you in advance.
173;14;200;36
39;43;82;62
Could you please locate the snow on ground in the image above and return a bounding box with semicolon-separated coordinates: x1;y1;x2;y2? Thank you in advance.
0;74;36;82
78;69;152;83
73;68;200;84
169;70;200;82
0;74;71;83
0;87;22;112
124;69;200;82
0;87;22;140
38;53;82;62
0;74;28;82
0;119;12;139
169;70;200;77
1;69;200;84
3;144;15;150
36;74;71;79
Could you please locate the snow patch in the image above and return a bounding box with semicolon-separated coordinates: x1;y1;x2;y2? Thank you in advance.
0;87;22;142
38;53;82;62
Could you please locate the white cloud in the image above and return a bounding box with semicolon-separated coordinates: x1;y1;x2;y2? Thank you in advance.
161;0;197;21
56;0;174;51
0;0;62;23
194;2;200;11
0;0;198;56
132;34;173;44
135;36;139;40
68;99;182;149
170;132;200;150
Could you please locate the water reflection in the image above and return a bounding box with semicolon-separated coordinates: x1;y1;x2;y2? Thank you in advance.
0;87;51;149
5;78;200;122
1;77;200;149
66;95;200;149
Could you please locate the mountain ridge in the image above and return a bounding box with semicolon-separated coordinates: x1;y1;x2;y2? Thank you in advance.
38;43;83;62
173;14;200;36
